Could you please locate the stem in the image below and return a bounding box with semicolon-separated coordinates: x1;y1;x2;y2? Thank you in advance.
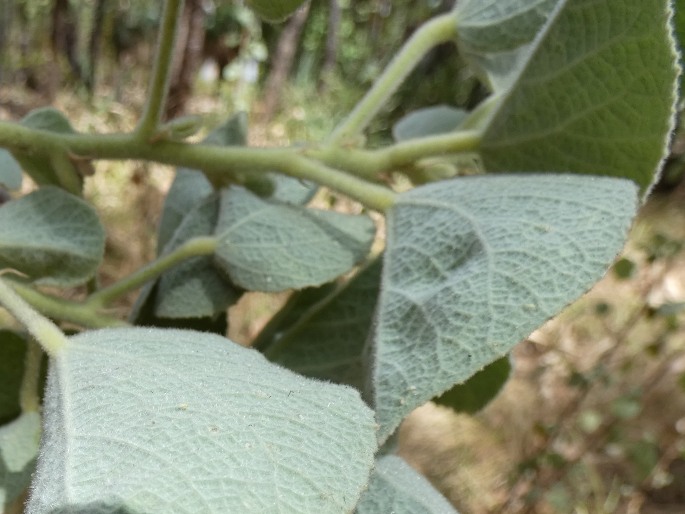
0;278;69;357
311;130;482;177
136;0;184;139
329;12;458;144
87;236;218;308
0;122;480;210
9;281;127;329
19;340;43;413
286;155;396;211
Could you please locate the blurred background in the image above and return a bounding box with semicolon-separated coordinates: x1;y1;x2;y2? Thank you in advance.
1;1;685;512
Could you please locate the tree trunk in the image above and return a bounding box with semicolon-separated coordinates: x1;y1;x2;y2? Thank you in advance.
0;0;12;84
166;0;206;119
85;0;107;94
261;2;311;121
318;0;340;91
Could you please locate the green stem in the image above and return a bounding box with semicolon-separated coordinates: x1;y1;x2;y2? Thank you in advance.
0;277;69;357
9;281;127;329
19;340;43;413
311;130;482;177
87;236;218;308
329;12;458;144
136;0;184;139
285;155;396;211
0;121;483;209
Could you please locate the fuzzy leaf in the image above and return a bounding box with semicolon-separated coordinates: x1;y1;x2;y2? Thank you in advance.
478;0;679;193
28;328;377;514
0;331;28;425
214;187;375;292
355;455;459;514
156;195;240;319
130;282;229;334
266;259;382;388
372;175;638;442
0;187;105;286
157;169;214;252
0;412;41;509
393;106;468;141
269;174;317;205
157;114;248;251
433;355;511;414
13;108;78;188
454;0;558;91
0;150;23;191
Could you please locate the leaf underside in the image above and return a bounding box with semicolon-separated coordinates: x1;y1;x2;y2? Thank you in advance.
372;174;638;442
355;455;459;514
0;187;105;286
0;412;41;509
27;328;377;514
214;187;375;292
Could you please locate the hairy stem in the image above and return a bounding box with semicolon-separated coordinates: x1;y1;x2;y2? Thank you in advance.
19;340;43;413
0;278;69;357
311;130;482;177
136;0;184;139
87;236;218;308
0;122;477;209
9;281;128;329
329;12;458;144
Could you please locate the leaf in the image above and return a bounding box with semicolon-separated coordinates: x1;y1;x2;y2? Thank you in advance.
269;174;318;205
454;0;559;91
252;283;339;352
130;282;229;334
478;0;680;193
355;455;459;514
0;412;41;509
0;150;23;191
246;0;306;22
0;331;28;425
157;114;248;251
371;175;638;442
433;355;511;414
266;259;382;388
27;328;377;514
392;106;468;141
214;187;375;292
21;107;75;134
0;187;105;286
156;194;241;319
157;169;214;252
13;108;78;188
673;1;685;97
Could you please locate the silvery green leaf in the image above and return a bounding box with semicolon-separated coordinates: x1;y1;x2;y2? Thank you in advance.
372;174;638;442
454;0;559;91
392;106;468;141
28;328;377;514
0;150;23;191
156;194;240;319
0;412;41;509
355;455;459;514
157;114;248;251
214;187;375;292
0;187;105;286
